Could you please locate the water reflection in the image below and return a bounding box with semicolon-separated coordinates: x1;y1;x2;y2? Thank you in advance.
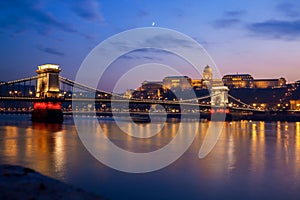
0;120;74;179
4;126;18;161
1;115;300;199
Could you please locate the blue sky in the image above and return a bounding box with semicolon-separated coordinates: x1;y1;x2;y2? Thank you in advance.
1;0;300;91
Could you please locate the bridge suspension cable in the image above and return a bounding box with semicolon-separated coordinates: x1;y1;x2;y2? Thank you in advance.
179;93;224;104
228;94;262;111
59;76;126;99
0;76;40;86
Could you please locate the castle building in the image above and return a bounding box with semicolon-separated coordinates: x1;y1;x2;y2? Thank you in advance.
163;76;192;91
253;78;286;88
203;65;213;80
222;74;286;89
222;74;254;88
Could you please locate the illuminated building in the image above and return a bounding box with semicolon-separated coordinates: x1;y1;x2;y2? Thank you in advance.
192;79;203;90
141;81;163;90
253;78;286;88
203;65;213;80
290;100;300;110
163;76;192;91
223;74;286;89
202;65;213;88
124;89;135;98
133;81;164;99
222;74;254;88
288;83;300;110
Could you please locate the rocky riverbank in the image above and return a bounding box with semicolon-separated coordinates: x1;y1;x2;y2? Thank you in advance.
0;165;106;200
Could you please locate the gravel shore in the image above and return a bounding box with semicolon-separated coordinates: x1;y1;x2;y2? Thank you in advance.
0;165;106;200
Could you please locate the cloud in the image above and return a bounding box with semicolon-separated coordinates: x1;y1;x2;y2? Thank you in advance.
276;2;300;18
213;10;245;29
37;46;65;56
137;10;150;18
144;34;196;49
213;19;241;28
0;0;75;36
248;19;300;40
69;0;104;23
120;49;170;61
224;10;245;18
174;8;184;18
108;34;198;53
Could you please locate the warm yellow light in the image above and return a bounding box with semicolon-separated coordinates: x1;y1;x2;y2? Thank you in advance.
38;64;59;70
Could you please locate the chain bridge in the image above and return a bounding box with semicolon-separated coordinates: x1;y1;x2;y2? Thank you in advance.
0;64;273;123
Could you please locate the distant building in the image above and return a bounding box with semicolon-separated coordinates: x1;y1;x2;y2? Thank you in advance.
124;89;135;98
192;79;203;89
133;81;164;99
141;81;163;90
223;74;286;89
203;65;213;80
222;74;254;88
290;100;300;110
163;76;192;91
202;65;213;88
253;78;286;88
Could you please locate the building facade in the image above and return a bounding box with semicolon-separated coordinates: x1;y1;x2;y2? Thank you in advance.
223;74;286;89
163;76;192;91
222;74;254;88
253;78;286;88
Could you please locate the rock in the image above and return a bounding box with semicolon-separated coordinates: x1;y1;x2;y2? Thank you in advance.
0;165;106;200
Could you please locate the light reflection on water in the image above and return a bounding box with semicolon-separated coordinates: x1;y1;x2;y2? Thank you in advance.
0;114;300;199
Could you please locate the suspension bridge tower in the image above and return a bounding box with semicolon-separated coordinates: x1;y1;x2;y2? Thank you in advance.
32;64;63;123
211;86;229;107
36;64;61;98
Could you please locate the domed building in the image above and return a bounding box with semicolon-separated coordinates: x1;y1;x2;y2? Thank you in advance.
203;65;213;80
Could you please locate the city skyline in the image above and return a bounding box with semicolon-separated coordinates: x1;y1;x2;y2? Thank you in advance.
1;0;300;87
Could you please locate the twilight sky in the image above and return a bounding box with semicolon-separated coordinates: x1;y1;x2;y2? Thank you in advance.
1;0;300;91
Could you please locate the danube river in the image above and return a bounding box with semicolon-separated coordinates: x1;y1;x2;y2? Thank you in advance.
0;114;300;199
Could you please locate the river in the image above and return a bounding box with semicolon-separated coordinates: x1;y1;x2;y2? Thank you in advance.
0;114;299;199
